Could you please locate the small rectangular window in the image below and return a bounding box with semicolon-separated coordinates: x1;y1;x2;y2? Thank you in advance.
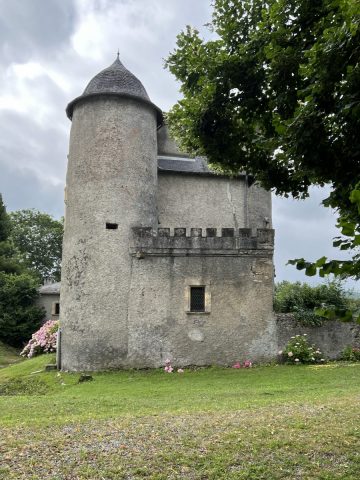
106;223;118;230
190;286;205;312
52;302;60;316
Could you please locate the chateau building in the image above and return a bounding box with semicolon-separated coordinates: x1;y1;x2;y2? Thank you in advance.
58;56;276;371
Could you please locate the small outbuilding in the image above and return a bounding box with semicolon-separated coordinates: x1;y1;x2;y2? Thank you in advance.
37;282;60;321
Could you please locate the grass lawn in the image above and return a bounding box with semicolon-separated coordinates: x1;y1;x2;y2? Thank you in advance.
0;341;22;368
0;356;360;479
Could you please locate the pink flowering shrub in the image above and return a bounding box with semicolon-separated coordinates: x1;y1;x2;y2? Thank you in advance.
164;358;173;373
20;320;59;358
164;358;185;373
232;360;253;368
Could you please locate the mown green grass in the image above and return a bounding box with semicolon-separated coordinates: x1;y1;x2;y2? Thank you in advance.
0;355;360;479
0;341;22;368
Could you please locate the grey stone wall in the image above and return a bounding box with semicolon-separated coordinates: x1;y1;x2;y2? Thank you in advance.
247;182;272;231
36;294;60;322
130;226;274;254
127;253;276;368
157;174;271;232
277;313;360;359
125;227;276;367
157;125;189;158
60;96;158;371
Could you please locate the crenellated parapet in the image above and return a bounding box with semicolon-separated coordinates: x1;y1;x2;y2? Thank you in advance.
130;227;274;257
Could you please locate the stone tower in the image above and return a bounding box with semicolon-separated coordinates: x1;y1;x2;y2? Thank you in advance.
60;56;276;372
60;56;163;370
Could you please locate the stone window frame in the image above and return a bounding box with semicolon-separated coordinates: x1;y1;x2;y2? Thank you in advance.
185;279;211;314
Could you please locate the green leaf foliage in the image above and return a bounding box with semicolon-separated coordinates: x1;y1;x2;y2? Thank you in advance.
0;195;45;347
274;280;351;325
281;334;325;364
9;209;63;282
166;0;360;283
0;194;23;275
0;272;44;347
341;345;360;361
0;194;11;242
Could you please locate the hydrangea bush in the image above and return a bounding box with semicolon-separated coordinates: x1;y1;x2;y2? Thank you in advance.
279;334;325;364
232;360;253;368
164;358;184;373
20;319;59;358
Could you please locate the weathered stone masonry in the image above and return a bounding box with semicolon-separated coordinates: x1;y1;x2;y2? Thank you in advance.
131;227;274;256
124;227;276;368
59;56;276;371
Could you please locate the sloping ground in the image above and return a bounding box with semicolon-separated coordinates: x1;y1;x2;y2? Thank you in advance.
0;341;22;368
0;356;360;479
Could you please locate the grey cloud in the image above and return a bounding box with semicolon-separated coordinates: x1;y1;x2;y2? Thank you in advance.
0;109;67;197
0;163;64;218
0;0;78;64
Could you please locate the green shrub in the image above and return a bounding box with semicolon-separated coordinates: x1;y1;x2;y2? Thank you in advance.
0;272;45;347
292;308;324;327
279;334;325;364
341;346;360;362
274;281;349;326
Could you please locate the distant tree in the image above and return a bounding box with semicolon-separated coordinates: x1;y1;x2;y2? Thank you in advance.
9;209;63;282
0;195;44;347
166;0;360;305
0;194;22;274
0;272;44;347
0;193;11;242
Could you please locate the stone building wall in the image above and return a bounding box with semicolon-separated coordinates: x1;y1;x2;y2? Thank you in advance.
60;57;275;372
157;174;271;232
277;313;360;359
126;227;276;367
60;97;158;371
36;294;60;322
37;282;61;322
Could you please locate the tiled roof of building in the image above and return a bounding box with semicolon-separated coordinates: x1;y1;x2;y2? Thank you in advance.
83;56;150;100
157;156;248;179
66;56;163;125
39;282;61;295
158;156;212;174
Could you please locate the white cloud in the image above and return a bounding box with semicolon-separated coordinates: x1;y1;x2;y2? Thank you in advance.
0;62;72;130
71;0;173;61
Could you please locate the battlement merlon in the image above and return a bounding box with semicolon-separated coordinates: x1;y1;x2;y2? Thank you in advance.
130;227;274;257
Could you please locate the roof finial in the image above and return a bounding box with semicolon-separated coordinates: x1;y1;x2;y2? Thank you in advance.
117;49;120;60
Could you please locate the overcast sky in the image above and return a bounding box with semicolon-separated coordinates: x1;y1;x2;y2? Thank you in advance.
0;0;357;290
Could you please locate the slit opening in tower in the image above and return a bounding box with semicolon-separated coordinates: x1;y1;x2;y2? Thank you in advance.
106;222;118;230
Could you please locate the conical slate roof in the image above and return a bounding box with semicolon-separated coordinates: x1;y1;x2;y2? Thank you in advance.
66;55;163;125
83;56;150;100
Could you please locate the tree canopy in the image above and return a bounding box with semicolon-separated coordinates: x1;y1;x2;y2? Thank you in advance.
0;196;44;346
9;209;63;282
166;0;360;288
0;194;22;274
